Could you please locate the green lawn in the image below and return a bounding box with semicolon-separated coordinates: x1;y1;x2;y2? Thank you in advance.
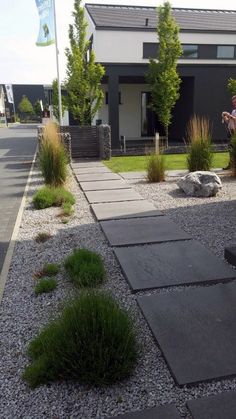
103;152;229;173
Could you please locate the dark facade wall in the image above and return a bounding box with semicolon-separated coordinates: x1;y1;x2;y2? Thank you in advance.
104;63;236;148
12;84;45;111
170;77;194;141
179;65;235;141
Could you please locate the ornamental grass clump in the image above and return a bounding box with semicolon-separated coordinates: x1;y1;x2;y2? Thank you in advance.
39;122;68;186
33;186;75;209
186;115;213;172
23;292;137;388
146;153;165;182
64;249;105;288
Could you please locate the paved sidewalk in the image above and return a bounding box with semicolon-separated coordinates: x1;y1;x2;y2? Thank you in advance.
0;126;37;275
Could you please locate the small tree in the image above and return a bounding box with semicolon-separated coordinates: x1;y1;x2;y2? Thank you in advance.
18;95;34;122
65;0;105;125
147;2;182;144
228;78;236;96
34;100;42;117
52;79;67;122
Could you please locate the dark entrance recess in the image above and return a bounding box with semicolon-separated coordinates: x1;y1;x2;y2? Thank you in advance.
141;77;194;142
170;77;195;142
141;92;165;137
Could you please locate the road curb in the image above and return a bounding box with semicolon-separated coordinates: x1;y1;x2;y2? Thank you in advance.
0;147;38;304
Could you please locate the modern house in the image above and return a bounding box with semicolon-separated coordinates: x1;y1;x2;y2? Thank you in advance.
85;4;236;150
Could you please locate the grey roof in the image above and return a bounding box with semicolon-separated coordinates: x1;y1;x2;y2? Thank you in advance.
85;4;236;33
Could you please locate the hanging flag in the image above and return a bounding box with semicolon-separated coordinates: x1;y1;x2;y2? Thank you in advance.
5;85;14;104
35;0;55;47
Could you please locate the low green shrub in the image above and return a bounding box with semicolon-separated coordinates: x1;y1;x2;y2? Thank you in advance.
64;249;105;288
186;116;213;172
35;232;51;243
146;153;165;182
23;292;137;388
43;263;60;276
35;278;57;296
39;122;68;186
33;186;75;210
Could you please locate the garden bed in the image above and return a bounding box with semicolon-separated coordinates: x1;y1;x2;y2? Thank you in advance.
0;165;236;418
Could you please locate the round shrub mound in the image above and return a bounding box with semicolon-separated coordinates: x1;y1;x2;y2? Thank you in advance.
64;249;106;287
35;278;57;296
33;186;75;210
23;292;137;388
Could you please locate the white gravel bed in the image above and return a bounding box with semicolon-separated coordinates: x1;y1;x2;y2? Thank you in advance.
131;175;236;260
0;166;236;419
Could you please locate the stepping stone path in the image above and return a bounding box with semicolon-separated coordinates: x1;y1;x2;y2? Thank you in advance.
80;180;129;191
108;405;181;419
114;240;236;292
77;172;120;182
225;246;236;267
138;281;236;385
85;189;143;204
74;166;111;174
72;160;236;416
91;200;162;221
187;391;236;419
101;217;190;247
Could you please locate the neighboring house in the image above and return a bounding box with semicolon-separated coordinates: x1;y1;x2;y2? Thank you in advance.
0;84;69;125
85;4;236;149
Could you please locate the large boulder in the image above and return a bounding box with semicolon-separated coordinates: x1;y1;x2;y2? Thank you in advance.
177;171;222;197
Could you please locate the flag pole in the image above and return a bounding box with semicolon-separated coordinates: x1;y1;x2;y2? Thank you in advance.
52;0;63;126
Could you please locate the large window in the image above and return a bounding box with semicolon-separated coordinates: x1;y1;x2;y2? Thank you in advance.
217;45;235;59
143;43;236;60
182;45;198;59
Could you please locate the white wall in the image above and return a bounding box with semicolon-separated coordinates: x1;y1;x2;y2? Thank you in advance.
93;29;236;65
98;84;151;138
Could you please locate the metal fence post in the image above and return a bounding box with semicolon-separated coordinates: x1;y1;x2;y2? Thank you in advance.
155;132;159;154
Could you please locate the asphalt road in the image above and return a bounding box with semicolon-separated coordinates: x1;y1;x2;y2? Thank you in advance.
0;125;37;275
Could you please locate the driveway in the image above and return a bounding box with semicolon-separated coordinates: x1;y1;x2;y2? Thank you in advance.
0;125;37;275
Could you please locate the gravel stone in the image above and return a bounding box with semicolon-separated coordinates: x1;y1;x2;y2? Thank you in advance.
0;167;235;419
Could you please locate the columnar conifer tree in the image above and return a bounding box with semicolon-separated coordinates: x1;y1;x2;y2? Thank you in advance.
65;0;105;125
147;2;182;144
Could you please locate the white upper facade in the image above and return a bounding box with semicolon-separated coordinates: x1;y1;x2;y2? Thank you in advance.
85;4;236;65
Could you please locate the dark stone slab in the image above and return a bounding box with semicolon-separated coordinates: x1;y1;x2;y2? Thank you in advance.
114;241;236;292
108;405;181;419
92;201;162;221
74;167;111;174
85;189;144;204
75;173;121;182
138;281;236;385
101;217;190;247
80;180;129;191
187;391;236;419
225;246;236;267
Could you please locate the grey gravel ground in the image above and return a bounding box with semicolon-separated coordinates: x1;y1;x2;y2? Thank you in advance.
132;175;236;260
0;166;236;419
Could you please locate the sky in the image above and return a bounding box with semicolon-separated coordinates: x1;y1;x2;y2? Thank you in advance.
0;0;235;85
